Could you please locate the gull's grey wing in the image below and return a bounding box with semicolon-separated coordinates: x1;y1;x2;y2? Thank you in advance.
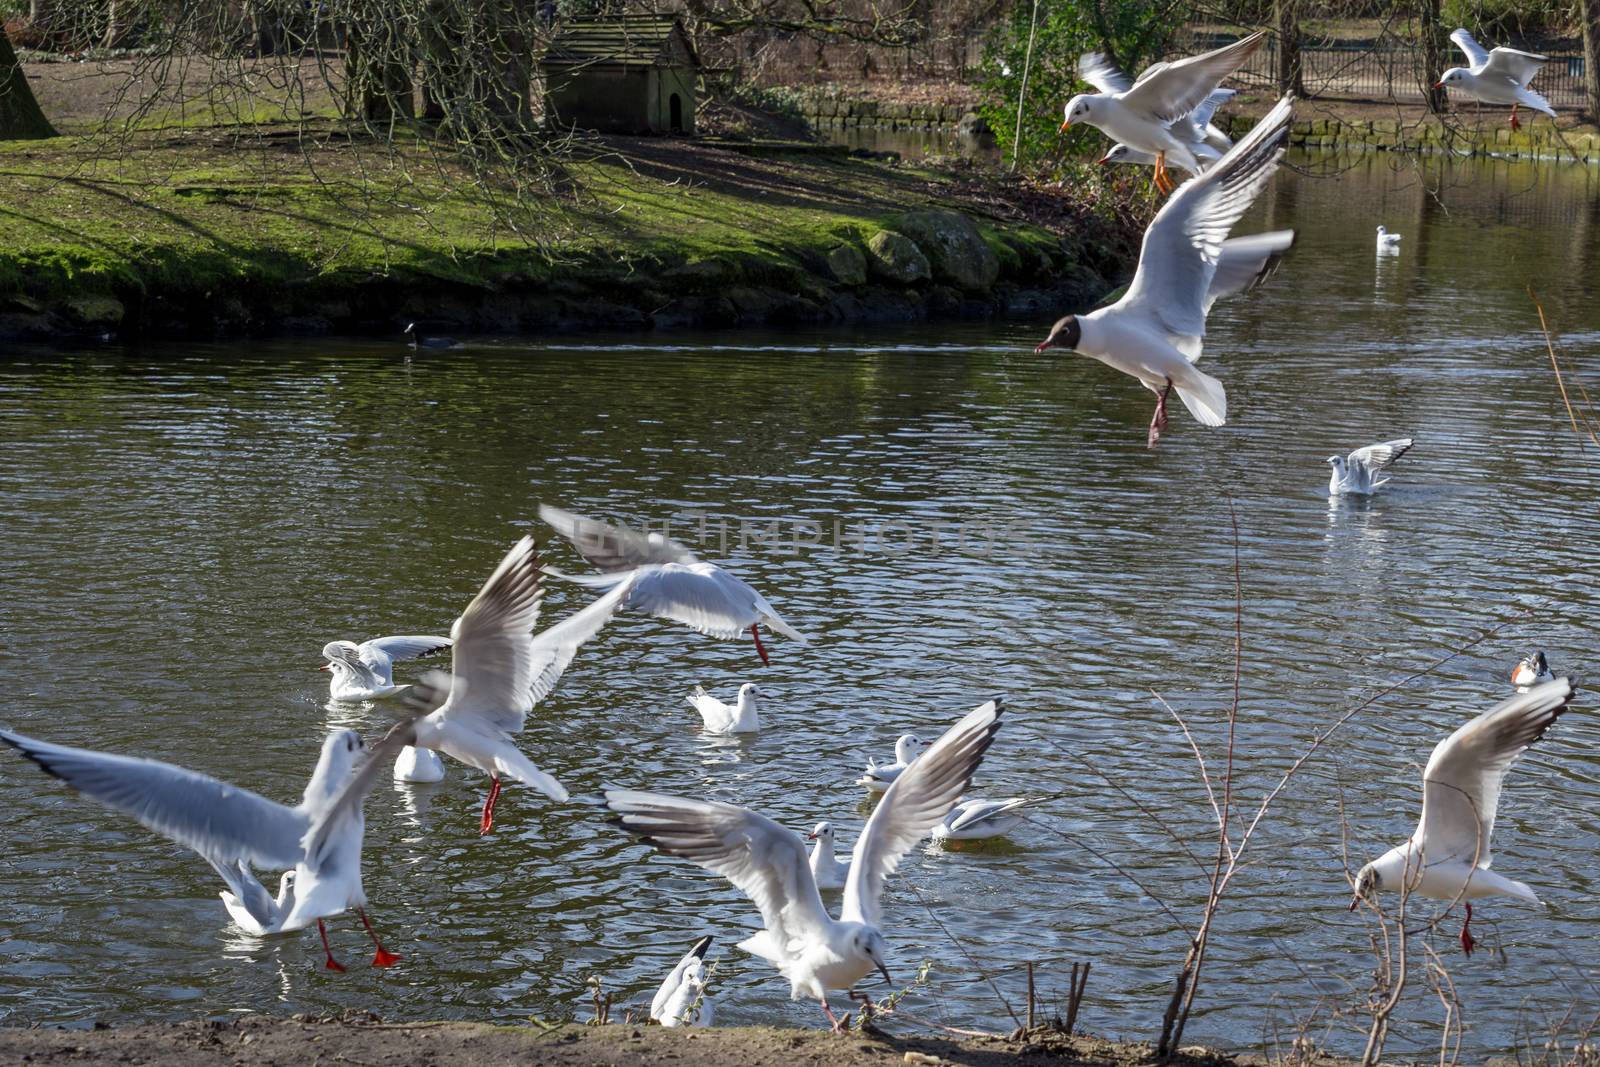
1188;87;1236;133
948;796;1036;832
437;536;544;736
1348;437;1414;473
606;790;832;966
300;697;431;869
1449;28;1491;68
1078;51;1133;94
0;730;308;870
1416;679;1574;867
526;580;632;705
624;563;761;640
539;504;697;571
842;699;1004;927
362;635;452;666
1120;94;1294;341
1205;231;1296;312
209;857;280;928
651;935;714;1020
1122;32;1266;124
1482;45;1548;86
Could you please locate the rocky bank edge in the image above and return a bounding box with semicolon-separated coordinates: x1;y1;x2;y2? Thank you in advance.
0;1016;1380;1066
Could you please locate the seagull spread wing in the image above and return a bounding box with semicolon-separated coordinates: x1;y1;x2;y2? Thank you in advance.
1119;94;1295;342
526;580;632;705
1449;28;1491;69
842;699;1004;927
1483;45;1548;87
1078;51;1132;94
1205;231;1297;312
1122;32;1266;124
362;635;452;667
948;796;1035;833
605;791;833;965
436;536;545;736
1348;437;1414;473
652;936;713;1020
1188;87;1236;133
0;729;309;870
540;504;697;571
300;709;428;870
1416;678;1574;867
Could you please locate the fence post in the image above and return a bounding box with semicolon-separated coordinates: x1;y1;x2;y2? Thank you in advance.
1583;0;1600;122
1273;0;1303;96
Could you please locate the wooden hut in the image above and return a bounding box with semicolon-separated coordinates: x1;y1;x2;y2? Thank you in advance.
541;15;700;135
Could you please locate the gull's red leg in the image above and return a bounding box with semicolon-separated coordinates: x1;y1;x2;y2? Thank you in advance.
1509;104;1521;131
820;996;843;1033
358;908;401;968
480;775;502;835
1459;901;1476;956
317;918;346;972
750;624;770;667
1148;380;1173;449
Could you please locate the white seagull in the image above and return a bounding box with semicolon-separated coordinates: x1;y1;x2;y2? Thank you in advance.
651;935;715;1027
931;797;1039;842
1436;28;1556;130
1328;437;1414;496
392;744;445;784
1096;88;1236;168
687;683;760;734
857;733;928;794
1063;33;1265;193
320;635;452;703
409;535;624;833
1511;651;1554;691
807;821;852;890
1036;94;1297;447
1376;225;1403;251
1351;678;1574;955
0;709;425;968
540;504;806;666
606;698;1003;1031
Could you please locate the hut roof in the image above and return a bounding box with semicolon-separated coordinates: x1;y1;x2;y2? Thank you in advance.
543;15;699;68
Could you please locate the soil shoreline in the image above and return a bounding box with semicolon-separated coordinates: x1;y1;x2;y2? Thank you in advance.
0;1016;1370;1066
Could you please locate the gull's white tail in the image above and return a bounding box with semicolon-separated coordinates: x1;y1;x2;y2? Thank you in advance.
1173;366;1227;426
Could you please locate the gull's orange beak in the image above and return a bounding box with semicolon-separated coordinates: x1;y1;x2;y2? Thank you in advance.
318;663;331;671
1432;81;1445;89
806;832;817;840
1096;155;1110;165
1060;120;1071;132
1348;895;1361;912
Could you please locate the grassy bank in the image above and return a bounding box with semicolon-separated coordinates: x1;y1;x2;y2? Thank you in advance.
0;1016;1370;1066
0;120;1135;342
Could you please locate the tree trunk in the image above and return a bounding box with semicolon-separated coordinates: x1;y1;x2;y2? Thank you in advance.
345;26;415;124
0;34;57;140
1582;0;1600;123
1418;0;1449;113
1273;0;1303;96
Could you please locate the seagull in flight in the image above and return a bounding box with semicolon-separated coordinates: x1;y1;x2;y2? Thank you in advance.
0;703;428;969
1096;88;1236;168
1350;678;1575;955
606;698;1003;1030
539;504;806;666
1328;437;1414;496
1064;33;1265;193
1037;95;1297;447
1436;28;1556;130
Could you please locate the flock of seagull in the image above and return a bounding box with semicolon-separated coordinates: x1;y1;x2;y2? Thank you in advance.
0;26;1583;1038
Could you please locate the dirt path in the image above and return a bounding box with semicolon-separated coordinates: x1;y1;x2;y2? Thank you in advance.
0;1016;1363;1066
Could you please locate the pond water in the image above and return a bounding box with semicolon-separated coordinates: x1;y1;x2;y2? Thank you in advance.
2;150;1599;1060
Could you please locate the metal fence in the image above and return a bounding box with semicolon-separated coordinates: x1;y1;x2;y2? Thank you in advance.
1185;31;1588;109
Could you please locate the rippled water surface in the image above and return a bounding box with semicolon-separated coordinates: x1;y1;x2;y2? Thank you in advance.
3;152;1599;1058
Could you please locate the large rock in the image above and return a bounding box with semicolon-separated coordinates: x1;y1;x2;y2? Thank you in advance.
865;230;931;285
956;111;995;150
824;243;867;286
890;210;999;291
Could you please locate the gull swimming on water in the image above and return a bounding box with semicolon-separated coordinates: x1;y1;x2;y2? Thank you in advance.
857;733;927;794
0;707;427;968
1328;437;1414;496
1063;33;1265;193
1096;88;1236;168
1436;28;1556;130
540;504;806;666
1037;94;1297;447
1350;678;1574;955
407;535;626;833
807;821;852;890
606;698;1003;1031
1511;651;1554;691
319;633;452;784
651;935;715;1027
687;683;760;734
931;797;1039;841
1375;226;1402;252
